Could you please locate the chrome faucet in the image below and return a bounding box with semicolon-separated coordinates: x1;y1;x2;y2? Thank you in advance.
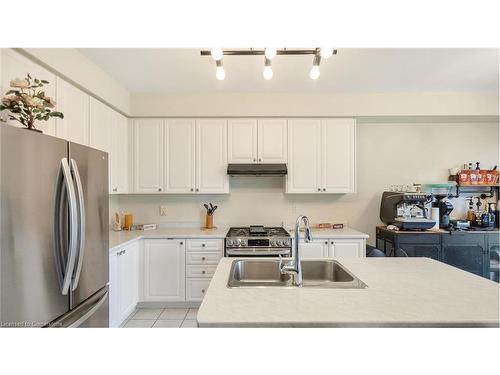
280;215;312;286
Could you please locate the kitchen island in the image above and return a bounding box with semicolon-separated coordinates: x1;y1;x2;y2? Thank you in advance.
197;257;500;327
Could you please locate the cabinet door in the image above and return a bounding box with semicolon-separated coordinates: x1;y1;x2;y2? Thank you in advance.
321;119;356;193
164;119;196;193
108;251;120;327
110;113;129;193
258;119;287;163
55;77;89;145
396;243;441;260
0;49;57;135
329;239;365;258
133;119;164;193
143;239;186;301
195;119;229;193
89;97;113;153
228;119;258;163
299;239;329;258
118;242;139;322
442;234;487;277
487;234;499;282
286;119;321;193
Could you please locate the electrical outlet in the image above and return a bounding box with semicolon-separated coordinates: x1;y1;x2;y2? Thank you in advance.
159;205;167;216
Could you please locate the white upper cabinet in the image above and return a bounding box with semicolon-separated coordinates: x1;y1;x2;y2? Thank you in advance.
196;119;229;193
55;78;89;145
133;119;163;193
321;119;356;193
110;111;129;194
164;119;196;193
258;119;287;163
287;118;356;194
1;49;57;135
228;118;287;164
286;119;321;193
89;97;113;153
228;119;258;163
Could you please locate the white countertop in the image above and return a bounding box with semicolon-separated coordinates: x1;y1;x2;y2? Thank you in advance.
109;226;368;251
109;227;228;251
288;227;369;239
197;257;500;327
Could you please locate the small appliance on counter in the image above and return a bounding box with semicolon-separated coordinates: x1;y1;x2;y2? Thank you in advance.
380;191;435;230
423;183;456;229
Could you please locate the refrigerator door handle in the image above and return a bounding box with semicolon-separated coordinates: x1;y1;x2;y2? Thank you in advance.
46;286;108;328
55;158;79;295
70;159;86;291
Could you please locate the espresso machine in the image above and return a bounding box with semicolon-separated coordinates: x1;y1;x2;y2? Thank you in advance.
380;191;435;230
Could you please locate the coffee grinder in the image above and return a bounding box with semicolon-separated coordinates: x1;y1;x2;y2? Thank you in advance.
433;194;454;228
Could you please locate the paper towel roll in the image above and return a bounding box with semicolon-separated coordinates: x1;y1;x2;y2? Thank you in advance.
430;207;440;230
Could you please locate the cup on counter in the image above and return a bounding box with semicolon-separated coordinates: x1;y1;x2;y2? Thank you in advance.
123;214;133;231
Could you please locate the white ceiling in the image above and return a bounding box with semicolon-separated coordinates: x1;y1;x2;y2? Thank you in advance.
78;48;498;93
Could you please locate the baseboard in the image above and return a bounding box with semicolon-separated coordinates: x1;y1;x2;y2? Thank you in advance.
137;301;201;309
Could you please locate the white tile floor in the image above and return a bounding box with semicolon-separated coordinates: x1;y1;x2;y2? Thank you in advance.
122;308;198;328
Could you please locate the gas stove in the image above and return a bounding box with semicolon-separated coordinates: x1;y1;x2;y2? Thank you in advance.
225;225;292;257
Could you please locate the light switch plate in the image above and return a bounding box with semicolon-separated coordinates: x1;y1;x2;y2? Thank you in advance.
159;205;167;216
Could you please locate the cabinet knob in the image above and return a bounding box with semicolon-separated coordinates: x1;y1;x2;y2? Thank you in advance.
323;188;326;191
180;241;183;245
258;158;262;162
196;188;199;192
317;188;321;192
158;188;162;192
190;188;194;192
113;188;117;192
253;158;256;162
201;289;206;294
202;270;206;274
202;243;206;247
201;257;206;261
325;241;328;245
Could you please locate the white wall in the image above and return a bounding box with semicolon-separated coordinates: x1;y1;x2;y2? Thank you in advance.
131;92;499;117
19;48;131;115
115;121;499;245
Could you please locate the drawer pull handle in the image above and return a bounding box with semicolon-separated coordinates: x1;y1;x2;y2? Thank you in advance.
201;289;205;294
202;270;206;274
201;257;206;261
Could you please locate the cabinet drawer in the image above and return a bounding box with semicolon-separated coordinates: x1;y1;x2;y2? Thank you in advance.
186;251;221;265
186;265;217;278
186;279;211;301
186;239;223;252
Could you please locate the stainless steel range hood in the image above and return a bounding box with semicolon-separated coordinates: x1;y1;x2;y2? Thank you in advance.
227;163;287;176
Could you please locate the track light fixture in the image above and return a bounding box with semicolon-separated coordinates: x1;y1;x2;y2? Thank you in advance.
263;58;273;80
215;59;225;80
201;48;337;81
309;53;321;80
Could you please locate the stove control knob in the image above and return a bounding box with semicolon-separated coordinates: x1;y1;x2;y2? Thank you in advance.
241;239;247;246
270;240;276;247
227;239;233;246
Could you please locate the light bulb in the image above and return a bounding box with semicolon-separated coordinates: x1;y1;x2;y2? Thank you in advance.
211;47;224;61
215;66;226;80
264;47;277;60
263;66;273;80
309;65;320;80
320;48;334;59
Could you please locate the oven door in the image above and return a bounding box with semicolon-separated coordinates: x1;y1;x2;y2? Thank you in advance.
225;247;291;257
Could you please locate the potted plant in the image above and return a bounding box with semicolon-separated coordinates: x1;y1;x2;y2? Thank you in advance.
0;73;63;132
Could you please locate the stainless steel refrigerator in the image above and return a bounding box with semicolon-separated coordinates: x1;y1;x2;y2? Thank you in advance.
0;125;109;327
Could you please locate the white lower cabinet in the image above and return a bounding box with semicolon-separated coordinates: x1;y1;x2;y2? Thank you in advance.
298;238;366;258
143;239;185;302
186;279;211;301
299;239;329;258
109;241;139;328
329;239;366;257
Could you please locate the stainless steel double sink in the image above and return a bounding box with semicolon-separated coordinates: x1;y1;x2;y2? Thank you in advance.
227;259;367;289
